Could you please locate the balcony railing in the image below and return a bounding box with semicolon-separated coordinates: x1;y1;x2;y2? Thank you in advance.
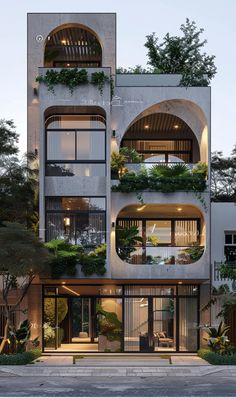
117;246;204;265
213;261;236;281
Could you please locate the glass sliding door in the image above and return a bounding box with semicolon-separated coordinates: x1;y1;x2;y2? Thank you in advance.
179;297;198;351
153;298;176;351
124;298;149;352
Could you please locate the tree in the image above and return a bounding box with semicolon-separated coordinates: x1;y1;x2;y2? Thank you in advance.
211;147;236;201
0;222;51;354
144;18;216;86
0;120;19;156
0;119;39;231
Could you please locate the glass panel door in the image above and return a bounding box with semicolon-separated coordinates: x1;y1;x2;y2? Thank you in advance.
124;297;149;352
153;298;176;351
71;298;92;342
179;297;198;351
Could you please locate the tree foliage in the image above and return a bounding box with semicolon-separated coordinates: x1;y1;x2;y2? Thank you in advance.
0;119;19;156
0;222;51;354
144;18;216;86
211;146;236;201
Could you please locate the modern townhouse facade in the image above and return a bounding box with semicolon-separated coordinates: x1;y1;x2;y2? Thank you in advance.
25;12;211;353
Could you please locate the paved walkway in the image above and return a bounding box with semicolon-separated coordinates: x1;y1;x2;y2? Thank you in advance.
0;355;236;378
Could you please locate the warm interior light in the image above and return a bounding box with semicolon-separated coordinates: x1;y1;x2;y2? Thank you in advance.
61;39;67;45
177;207;182;212
151;223;156;233
137;205;146;211
178;281;183;284
174;124;179;129
144;125;149;129
64;217;70;226
62;286;80;296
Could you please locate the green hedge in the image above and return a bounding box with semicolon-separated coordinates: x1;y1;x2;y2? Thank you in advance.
0;349;41;365
198;349;236;365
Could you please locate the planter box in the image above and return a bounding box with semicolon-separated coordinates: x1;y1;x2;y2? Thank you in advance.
98;335;121;352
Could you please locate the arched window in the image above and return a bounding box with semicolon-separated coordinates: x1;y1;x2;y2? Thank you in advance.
44;25;102;68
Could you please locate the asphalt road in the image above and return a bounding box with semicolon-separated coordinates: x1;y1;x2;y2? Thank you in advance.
0;375;236;397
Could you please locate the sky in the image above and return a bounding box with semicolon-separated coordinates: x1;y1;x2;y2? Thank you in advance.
0;0;235;155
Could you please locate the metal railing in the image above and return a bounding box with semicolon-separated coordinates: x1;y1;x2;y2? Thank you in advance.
213;261;236;281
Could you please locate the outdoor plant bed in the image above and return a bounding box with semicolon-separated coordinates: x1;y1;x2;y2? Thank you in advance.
198;349;236;365
0;349;41;365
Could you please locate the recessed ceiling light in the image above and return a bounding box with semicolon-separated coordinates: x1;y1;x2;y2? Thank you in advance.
177;207;182;212
144;125;149;129
61;39;67;45
174;124;179;129
178;281;183;284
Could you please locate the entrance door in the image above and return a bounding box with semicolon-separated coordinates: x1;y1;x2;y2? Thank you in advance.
124;297;176;352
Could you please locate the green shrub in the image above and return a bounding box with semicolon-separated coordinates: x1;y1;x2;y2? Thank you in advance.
198;349;236;365
0;349;41;365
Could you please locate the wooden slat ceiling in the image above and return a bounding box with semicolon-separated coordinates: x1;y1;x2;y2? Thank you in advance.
124;113;193;139
45;27;102;64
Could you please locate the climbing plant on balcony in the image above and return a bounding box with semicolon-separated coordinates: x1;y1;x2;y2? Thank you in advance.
36;68;89;93
36;68;113;96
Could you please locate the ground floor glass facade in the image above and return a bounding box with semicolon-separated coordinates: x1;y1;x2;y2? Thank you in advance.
43;284;199;353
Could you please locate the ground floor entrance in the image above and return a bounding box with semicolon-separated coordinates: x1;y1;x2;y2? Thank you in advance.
43;284;199;353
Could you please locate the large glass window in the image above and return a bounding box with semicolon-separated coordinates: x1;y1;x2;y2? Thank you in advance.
46;115;106;176
117;218;202;265
46;197;106;246
122;139;192;163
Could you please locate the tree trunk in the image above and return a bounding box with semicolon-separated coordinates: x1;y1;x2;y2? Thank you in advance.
0;317;10;354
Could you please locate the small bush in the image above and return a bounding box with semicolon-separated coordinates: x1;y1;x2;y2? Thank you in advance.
0;349;41;365
198;349;236;365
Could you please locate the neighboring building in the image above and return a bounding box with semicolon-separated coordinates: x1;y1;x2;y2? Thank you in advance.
25;12;211;353
211;202;236;344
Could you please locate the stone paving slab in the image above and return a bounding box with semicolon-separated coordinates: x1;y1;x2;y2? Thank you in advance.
0;365;235;378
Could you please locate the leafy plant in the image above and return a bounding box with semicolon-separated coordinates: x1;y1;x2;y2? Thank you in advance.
111;151;126;176
119;147;142;163
145;18;216;86
181;245;204;262
36;68;89;93
203;322;232;355
45;240;82;277
116;225;143;261
90;71;111;95
198;349;236;365
96;304;122;342
147;235;159;246
80;244;107;276
36;69;113;96
204;321;230;339
192;162;208;178
0;349;41;365
112;165;206;194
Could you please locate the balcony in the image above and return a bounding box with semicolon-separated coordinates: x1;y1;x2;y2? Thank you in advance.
117;245;204;265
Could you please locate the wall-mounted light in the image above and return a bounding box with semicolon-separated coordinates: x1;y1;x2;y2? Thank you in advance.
33;87;38;96
64;217;70;227
112;130;116;138
112;222;115;228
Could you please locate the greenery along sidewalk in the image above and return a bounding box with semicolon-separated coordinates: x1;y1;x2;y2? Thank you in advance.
198;349;236;365
0;349;41;365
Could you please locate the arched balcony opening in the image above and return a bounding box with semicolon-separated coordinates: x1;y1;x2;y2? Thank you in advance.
120;113;200;169
115;204;205;265
44;25;102;68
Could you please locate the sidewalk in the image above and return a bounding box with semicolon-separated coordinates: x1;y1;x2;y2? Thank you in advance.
0;355;236;378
